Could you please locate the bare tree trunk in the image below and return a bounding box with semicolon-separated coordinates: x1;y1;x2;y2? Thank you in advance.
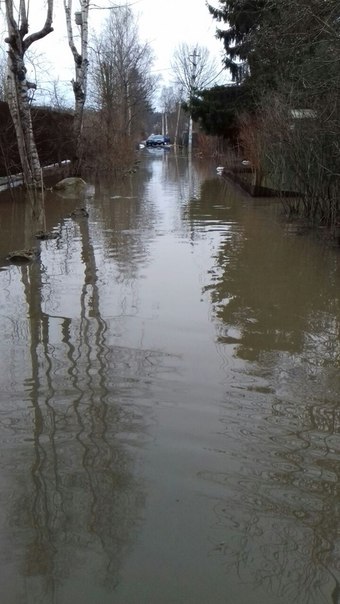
64;0;90;173
174;101;181;148
4;0;53;187
126;80;132;137
90;6;156;168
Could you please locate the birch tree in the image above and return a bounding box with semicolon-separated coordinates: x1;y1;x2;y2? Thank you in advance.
0;48;7;101
171;44;221;152
4;0;53;186
63;0;90;171
171;44;221;99
90;6;155;159
159;85;182;141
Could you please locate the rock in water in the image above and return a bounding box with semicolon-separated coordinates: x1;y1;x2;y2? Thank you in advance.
7;249;39;263
70;207;89;218
54;177;87;191
35;230;60;240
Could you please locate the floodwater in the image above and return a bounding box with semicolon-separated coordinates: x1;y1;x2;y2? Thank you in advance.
0;150;339;604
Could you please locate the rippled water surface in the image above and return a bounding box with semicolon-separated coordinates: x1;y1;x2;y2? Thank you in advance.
0;151;340;603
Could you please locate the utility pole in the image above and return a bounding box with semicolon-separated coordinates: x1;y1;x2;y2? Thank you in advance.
174;89;183;149
188;48;198;156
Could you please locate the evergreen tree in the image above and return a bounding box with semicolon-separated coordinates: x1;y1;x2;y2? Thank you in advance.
209;0;340;95
207;0;267;83
187;84;254;140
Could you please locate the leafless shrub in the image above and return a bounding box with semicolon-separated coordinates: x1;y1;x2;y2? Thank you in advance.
81;110;136;176
194;132;225;158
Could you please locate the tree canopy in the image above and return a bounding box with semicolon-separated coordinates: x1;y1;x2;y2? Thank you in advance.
208;0;340;95
207;0;267;83
207;0;340;228
187;84;254;140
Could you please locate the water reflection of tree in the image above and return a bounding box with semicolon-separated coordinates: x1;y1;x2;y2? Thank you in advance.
208;365;340;600
209;404;340;603
186;178;340;363
15;199;164;602
92;173;157;281
186;180;340;602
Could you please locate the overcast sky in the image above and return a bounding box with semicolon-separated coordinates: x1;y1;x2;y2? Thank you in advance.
1;0;226;105
132;0;225;83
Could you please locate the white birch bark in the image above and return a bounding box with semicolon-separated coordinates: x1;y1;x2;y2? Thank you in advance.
64;0;90;171
4;0;54;187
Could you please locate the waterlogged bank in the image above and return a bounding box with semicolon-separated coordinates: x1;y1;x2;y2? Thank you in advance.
0;151;339;603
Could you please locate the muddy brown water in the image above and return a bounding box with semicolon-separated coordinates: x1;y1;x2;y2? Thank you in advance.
0;150;339;603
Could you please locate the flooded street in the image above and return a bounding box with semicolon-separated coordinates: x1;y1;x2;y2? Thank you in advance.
0;150;340;604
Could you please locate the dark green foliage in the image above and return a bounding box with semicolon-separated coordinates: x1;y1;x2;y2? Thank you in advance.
252;0;340;96
208;0;267;82
185;84;255;140
208;0;340;94
207;0;340;230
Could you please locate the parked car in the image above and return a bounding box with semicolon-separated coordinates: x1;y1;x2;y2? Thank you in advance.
146;134;170;147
